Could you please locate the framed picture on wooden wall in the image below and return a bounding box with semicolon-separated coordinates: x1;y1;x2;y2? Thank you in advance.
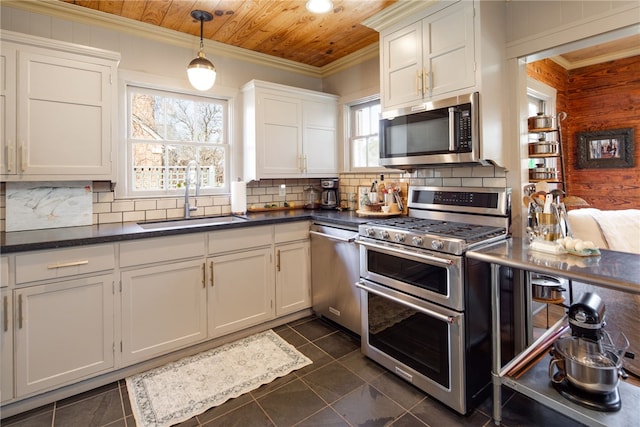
576;128;634;169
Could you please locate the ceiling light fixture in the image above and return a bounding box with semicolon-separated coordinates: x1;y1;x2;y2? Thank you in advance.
187;10;216;91
306;0;333;14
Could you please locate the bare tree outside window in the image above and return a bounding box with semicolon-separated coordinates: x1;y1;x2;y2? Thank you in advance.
350;100;381;169
128;86;229;195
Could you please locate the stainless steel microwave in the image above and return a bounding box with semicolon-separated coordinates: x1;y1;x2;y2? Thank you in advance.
379;92;480;169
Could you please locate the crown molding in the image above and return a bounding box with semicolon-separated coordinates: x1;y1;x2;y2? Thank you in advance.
362;0;440;32
2;0;329;78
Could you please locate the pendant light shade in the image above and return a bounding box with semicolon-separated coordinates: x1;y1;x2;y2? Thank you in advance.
306;0;333;14
188;10;216;91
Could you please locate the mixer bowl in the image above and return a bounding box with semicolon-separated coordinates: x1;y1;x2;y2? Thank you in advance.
549;335;627;394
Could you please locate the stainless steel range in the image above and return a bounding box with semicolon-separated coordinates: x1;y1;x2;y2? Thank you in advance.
356;186;515;415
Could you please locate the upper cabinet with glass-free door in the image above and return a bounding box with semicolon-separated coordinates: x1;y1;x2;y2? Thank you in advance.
379;1;475;111
242;80;338;180
0;31;119;181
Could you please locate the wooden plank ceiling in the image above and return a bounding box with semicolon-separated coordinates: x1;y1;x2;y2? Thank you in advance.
59;0;399;67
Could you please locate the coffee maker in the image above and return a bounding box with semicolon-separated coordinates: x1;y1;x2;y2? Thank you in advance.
320;179;339;209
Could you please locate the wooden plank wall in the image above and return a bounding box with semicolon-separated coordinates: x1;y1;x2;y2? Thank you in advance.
527;56;640;210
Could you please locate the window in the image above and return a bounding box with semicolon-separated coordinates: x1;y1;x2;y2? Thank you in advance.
126;85;229;196
349;99;381;169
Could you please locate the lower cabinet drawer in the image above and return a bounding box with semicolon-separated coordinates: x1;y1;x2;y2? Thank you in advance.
15;244;115;284
208;225;272;254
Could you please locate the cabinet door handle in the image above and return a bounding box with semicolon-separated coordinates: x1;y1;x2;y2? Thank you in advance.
3;295;8;332
276;249;281;272
47;260;89;269
21;143;27;173
209;261;214;287
17;294;23;329
423;68;429;94
201;263;206;288
7;143;14;172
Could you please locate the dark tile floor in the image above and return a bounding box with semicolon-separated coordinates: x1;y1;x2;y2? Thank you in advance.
1;316;585;427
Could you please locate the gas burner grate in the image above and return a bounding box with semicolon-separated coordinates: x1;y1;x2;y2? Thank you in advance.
368;217;505;243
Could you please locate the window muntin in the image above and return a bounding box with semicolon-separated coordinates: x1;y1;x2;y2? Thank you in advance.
127;86;229;195
350;99;381;169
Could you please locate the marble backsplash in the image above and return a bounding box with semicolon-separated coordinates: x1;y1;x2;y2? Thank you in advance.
5;182;93;232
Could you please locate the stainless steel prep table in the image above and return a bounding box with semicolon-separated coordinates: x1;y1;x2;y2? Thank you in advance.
467;238;640;427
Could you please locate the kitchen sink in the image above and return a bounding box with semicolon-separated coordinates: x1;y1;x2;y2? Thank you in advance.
137;215;247;230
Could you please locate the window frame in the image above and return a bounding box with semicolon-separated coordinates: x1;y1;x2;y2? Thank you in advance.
344;95;387;173
116;71;236;199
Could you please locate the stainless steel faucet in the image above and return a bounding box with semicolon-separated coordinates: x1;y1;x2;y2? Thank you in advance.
184;160;201;218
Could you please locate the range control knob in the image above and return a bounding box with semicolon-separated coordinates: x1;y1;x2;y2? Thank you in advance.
381;230;390;239
431;240;444;250
366;228;376;237
394;233;405;243
412;236;424;247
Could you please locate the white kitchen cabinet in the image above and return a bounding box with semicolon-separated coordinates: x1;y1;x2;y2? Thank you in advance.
207;225;275;337
275;241;311;316
274;222;311;316
0;31;119;181
120;260;207;365
242;80;338;180
13;274;115;397
207;248;275;337
380;1;475;111
0;42;17;176
119;235;206;365
1;288;13;403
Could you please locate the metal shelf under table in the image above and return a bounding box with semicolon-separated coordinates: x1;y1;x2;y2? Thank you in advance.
467;238;640;426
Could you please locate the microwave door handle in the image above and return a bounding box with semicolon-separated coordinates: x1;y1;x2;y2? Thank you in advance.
448;107;456;152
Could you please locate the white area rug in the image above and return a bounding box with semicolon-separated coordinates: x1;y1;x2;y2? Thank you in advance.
126;329;312;427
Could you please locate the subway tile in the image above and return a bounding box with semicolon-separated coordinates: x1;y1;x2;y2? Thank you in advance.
452;167;474;177
134;200;156;211
461;178;484;187
145;210;167;221
442;178;462;186
156;198;177;209
98;212;123;224
111;200;135;212
483;177;508;187
123;211;145;223
93;203;112;214
98;192;115;203
472;166;497;177
204;206;222;216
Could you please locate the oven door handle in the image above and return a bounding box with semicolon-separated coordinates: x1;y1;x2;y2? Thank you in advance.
356;281;457;324
355;240;454;266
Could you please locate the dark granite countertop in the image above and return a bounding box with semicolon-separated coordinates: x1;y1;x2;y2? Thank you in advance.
0;209;373;253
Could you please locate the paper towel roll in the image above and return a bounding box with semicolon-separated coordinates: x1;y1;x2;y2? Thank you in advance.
231;181;247;214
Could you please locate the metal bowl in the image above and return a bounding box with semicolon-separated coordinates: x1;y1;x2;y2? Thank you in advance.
549;336;624;394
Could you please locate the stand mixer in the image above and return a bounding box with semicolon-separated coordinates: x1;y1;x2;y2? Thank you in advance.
549;292;629;411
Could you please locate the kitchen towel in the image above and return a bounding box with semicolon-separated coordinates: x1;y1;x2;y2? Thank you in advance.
231;180;247;214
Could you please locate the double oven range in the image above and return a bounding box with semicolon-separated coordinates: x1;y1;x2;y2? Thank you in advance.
356;186;516;414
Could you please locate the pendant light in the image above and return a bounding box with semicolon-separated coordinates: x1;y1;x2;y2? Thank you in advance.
187;10;216;91
306;0;333;14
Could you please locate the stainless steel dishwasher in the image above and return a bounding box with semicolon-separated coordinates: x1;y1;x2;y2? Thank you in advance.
310;222;361;335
